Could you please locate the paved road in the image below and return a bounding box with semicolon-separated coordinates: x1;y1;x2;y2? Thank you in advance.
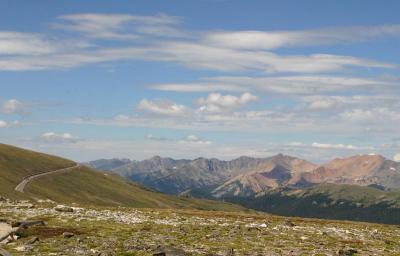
14;164;80;193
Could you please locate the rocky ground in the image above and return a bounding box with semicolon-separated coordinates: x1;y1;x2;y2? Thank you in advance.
1;198;400;255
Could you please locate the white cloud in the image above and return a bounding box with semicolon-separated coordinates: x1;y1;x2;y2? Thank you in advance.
55;13;181;40
286;142;307;147
0;32;57;56
146;133;211;145
150;75;394;95
0;120;8;128
156;42;394;74
0;120;19;128
299;95;387;110
114;114;130;121
312;142;357;150
197;92;258;113
0;31;90;58
40;132;80;143
178;135;211;145
137;98;190;117
149;82;246;92
207;75;394;94
0;15;398;74
339;108;400;123
0;31;396;73
394;153;400;162
204;24;400;50
146;134;169;141
1;99;25;114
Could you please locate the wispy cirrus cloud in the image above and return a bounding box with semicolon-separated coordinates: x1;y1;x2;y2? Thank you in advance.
147;134;211;145
204;24;400;50
150;75;395;95
54;13;182;40
311;142;358;150
0;14;398;74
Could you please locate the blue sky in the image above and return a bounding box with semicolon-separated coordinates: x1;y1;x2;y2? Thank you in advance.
1;0;400;162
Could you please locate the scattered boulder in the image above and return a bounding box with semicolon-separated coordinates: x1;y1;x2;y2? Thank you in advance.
16;203;34;209
26;236;39;245
95;253;109;256
153;246;187;256
54;205;74;213
0;248;12;256
337;248;358;256
226;248;235;256
284;219;295;227
62;232;75;238
14;245;33;252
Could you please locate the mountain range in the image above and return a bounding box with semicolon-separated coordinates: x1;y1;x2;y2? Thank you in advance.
88;153;400;224
87;153;400;197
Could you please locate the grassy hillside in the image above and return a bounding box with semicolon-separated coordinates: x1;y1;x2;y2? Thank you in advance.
0;143;75;198
226;183;400;224
25;165;244;210
0;143;244;211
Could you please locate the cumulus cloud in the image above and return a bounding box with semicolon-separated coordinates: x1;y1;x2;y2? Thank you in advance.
312;142;357;150
0;120;8;128
0;120;19;128
137;98;190;117
1;99;27;115
197;92;258;113
40;132;80;143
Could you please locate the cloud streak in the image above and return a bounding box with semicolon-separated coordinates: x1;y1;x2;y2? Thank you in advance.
204;24;400;50
0;14;398;74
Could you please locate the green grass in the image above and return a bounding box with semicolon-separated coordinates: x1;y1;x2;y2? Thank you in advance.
4;204;400;255
26;166;245;211
0;143;74;199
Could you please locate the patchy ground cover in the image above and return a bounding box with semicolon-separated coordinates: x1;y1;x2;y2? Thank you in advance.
1;199;400;255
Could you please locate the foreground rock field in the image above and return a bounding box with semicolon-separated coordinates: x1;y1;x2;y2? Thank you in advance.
1;199;400;255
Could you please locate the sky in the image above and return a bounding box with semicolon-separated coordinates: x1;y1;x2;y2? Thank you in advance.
1;0;400;163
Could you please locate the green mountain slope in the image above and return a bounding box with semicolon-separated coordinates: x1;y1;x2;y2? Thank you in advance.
0;143;75;198
0;143;245;211
227;184;400;224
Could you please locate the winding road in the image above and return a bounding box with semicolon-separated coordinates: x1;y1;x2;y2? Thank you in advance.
14;164;80;193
